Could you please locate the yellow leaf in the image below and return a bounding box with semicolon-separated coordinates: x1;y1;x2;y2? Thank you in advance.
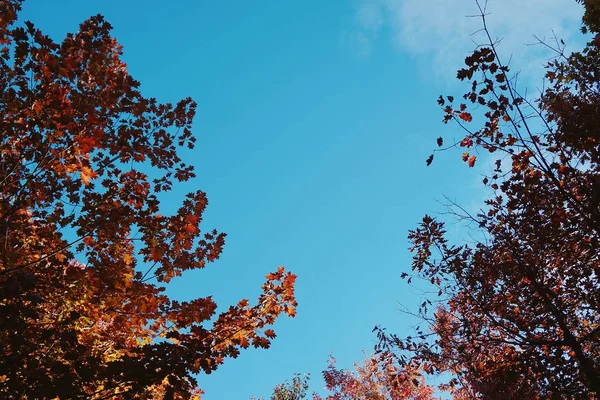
80;166;98;185
123;253;134;265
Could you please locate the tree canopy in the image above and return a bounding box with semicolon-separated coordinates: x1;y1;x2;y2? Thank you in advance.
2;0;600;398
377;0;600;398
0;1;296;398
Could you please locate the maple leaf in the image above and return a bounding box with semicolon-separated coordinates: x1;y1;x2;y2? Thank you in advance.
123;253;134;264
83;236;94;246
77;136;99;154
264;329;276;339
185;214;199;224
32;101;43;115
458;112;473;122
80;166;98;185
283;273;296;291
183;223;198;233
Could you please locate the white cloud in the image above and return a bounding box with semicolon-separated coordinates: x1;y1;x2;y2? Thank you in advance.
352;0;586;85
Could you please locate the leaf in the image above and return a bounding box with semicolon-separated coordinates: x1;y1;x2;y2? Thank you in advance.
426;154;434;166
32;101;43;115
123;253;134;265
183;223;197;233
283;273;296;293
460;137;474;147
437;137;443;147
185;214;199;224
264;329;276;339
468;155;477;167
459;112;473;122
80;166;98;185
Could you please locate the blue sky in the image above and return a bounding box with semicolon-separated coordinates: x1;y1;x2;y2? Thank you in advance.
22;0;584;398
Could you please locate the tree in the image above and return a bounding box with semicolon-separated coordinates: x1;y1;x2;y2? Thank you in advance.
251;373;311;400
313;354;434;400
0;1;297;398
260;354;434;400
376;0;600;398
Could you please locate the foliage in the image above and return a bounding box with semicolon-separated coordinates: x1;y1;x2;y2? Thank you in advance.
251;373;310;400
0;1;297;398
313;354;434;400
376;0;600;398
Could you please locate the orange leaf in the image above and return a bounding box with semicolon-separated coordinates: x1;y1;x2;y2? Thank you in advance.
33;101;43;115
123;253;134;265
183;223;198;234
80;166;98;185
185;214;199;224
283;273;296;292
77;136;99;154
468;155;477;167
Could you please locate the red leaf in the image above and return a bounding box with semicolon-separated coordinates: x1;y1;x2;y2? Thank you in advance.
460;137;474;147
264;329;276;339
459;112;473;122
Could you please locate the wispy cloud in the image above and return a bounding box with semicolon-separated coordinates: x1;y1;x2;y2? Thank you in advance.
350;0;585;85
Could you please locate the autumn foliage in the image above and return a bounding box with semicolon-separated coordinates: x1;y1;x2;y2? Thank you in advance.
377;0;600;398
314;354;434;400
258;354;434;400
0;1;296;398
